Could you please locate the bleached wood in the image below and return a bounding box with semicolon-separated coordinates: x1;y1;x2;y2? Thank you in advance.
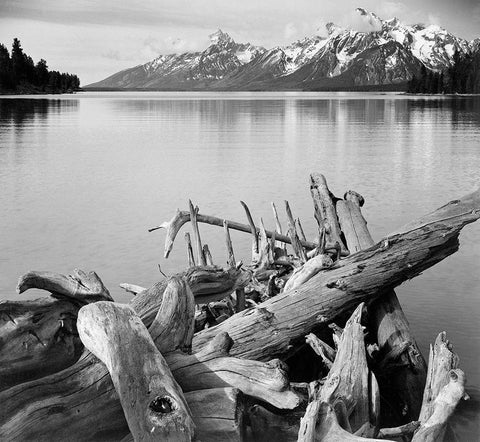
193;188;480;361
119;283;146;295
16;269;113;303
337;189;427;422
149;208;318;258
309;173;348;256
412;332;468;442
189;200;206;266
0;297;83;391
184;232;195;267
77;302;195;441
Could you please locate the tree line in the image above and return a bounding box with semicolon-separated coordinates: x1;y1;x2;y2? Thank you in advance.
0;38;80;94
408;50;480;94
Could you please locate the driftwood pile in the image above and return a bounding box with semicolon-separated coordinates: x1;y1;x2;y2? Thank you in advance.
0;173;478;441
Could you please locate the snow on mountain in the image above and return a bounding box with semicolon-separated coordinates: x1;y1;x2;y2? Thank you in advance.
88;8;477;90
382;19;470;70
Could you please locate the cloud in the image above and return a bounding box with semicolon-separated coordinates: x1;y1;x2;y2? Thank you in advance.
140;34;210;59
101;49;122;60
427;13;442;27
341;8;383;33
284;23;298;40
379;1;407;18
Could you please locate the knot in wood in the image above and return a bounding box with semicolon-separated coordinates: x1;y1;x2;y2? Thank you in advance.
255;307;274;321
149;396;175;414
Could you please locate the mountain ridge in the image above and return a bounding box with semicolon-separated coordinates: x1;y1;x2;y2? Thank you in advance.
87;8;478;91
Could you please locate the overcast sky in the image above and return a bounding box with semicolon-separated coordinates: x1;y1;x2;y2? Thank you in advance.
1;0;479;85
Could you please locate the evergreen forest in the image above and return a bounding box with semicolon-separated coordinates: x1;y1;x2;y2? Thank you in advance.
408;50;480;94
0;38;80;94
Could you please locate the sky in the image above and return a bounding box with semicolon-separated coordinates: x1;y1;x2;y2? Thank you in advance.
1;0;479;85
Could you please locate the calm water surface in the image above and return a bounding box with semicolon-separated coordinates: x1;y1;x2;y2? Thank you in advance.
1;92;479;439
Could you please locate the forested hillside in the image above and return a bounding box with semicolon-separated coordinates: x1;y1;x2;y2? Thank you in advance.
408;51;480;94
0;39;80;94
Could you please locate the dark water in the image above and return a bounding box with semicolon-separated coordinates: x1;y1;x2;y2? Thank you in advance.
1;92;479;439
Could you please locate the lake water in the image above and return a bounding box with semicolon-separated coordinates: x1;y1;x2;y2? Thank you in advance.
1;91;479;439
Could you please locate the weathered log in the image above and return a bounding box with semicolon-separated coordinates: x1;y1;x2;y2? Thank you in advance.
149;208;318;258
0;269;113;390
193;188;480;361
412;332;468;442
318;303;379;433
248;404;304;441
166;332;301;410
337;189;427;422
283;254;333;292
0;278;298;440
0;276;193;440
336;191;374;253
77;302;195;441
17;269;113;303
123;388;246;442
298;401;391;442
181;265;251;305
184;388;246;441
0;297;83;391
309;173;348;256
148;278;195;354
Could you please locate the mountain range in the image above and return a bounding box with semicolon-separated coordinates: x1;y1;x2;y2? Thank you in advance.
87;8;479;91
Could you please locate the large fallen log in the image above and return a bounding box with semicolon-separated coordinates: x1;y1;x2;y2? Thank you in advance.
193;188;480;361
336;190;427;422
0;276;298;440
77;302;195;441
0;269;113;391
0;276;193;441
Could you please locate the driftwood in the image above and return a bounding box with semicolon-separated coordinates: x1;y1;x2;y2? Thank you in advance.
412;332;468;441
167;332;300;410
336;189;427;422
0;297;83;391
248;405;304;441
309;173;348;256
0;276;193;440
149;208;319;257
119;282;146;295
184;387;245;441
298;303;379;439
77;302;195;441
299;401;388;442
1;177;476;441
16;269;113;303
0;269;113;391
193;188;480;361
0;275;298;440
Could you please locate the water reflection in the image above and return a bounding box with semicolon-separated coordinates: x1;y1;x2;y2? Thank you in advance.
0;99;78;137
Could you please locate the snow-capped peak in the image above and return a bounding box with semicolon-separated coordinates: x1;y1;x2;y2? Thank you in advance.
209;29;234;46
326;22;344;36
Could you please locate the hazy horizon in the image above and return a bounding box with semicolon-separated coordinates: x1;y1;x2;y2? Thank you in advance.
1;0;479;85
